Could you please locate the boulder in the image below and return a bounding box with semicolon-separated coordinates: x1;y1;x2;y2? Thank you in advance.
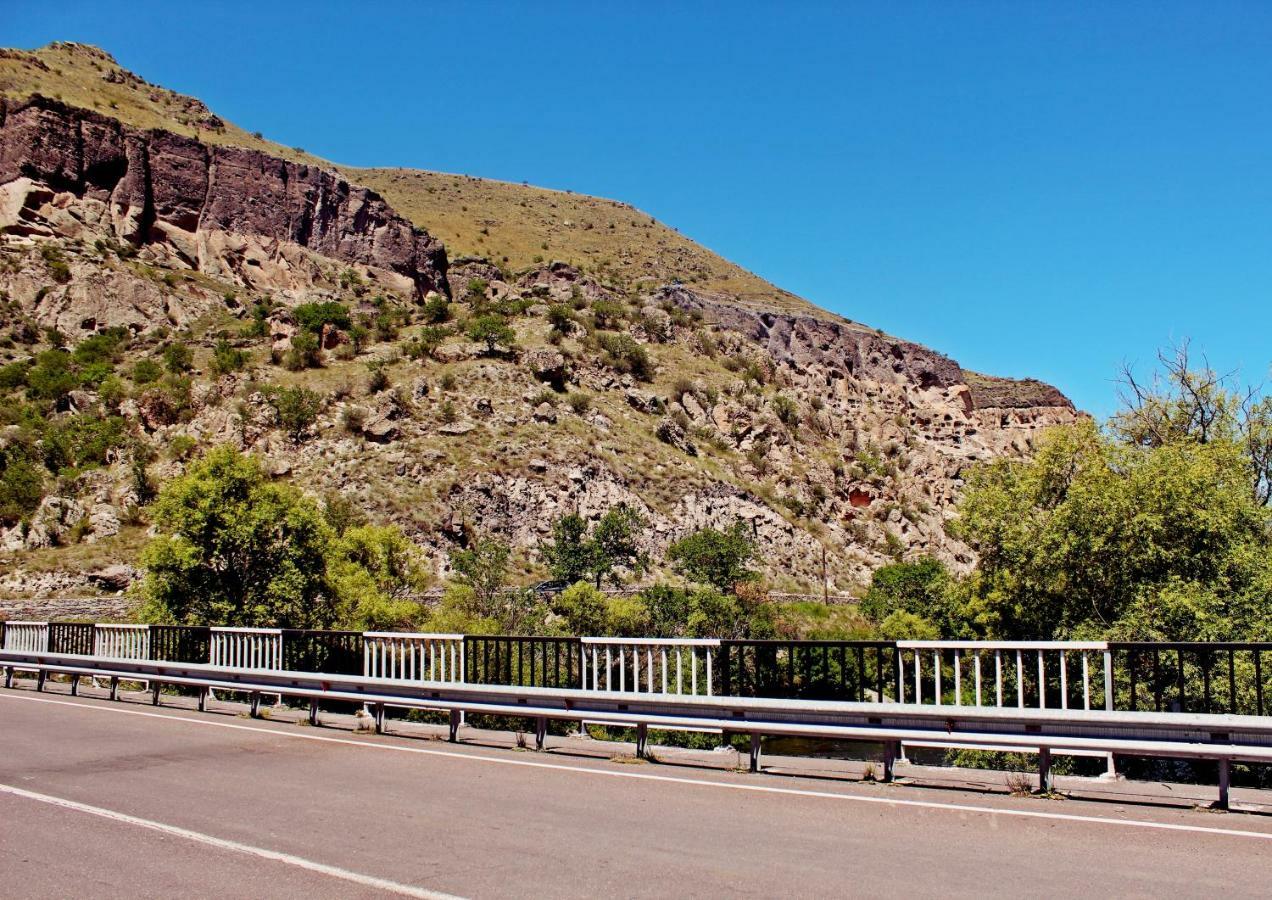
87;564;135;592
525;348;567;388
656;418;697;456
533;403;558;424
625;389;663;415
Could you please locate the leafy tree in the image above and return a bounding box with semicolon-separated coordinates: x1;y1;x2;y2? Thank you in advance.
293;301;352;333
267;386;322;443
667;522;757;594
211;339;249;375
591;505;647;587
541;513;594;585
861;557;952;634
450;537;512;611
421;294;451;324
953;418;1272;640
466;314;516;355
541;506;646;588
131;358;163;385
551;581;610;635
328;524;429;630
162;341;193;374
0;445;44;525
137;446;340;628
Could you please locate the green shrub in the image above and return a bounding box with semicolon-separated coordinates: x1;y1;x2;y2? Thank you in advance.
162;341;193;374
293;301;352;333
421;294;451;324
466;314;516;355
131;358;163;385
597;333;652;380
566;392;591;415
211;339;249;375
267;386;322;443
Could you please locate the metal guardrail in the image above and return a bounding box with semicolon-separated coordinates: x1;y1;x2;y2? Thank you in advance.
581;638;717;695
364;632;463;682
3;649;1270;808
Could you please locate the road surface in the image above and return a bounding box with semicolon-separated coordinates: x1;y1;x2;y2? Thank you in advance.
1;685;1270;897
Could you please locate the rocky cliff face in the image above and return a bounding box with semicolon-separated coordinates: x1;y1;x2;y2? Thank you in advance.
0;95;446;335
0;92;1080;601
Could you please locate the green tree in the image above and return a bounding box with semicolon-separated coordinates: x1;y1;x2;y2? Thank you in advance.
328;524;429;630
541;513;594;585
450;537;512;612
267;386;322;443
551;581;610;634
136;446;339;628
667;522;757;594
541;506;647;588
466;314;516;355
953;418;1272;640
861;557;951;634
162;341;193;374
211;339;249;375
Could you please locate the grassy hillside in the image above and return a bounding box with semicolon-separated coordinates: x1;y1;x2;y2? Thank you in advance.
0;41;818;315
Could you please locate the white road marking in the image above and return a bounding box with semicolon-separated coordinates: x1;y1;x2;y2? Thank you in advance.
0;781;463;900
3;690;1271;843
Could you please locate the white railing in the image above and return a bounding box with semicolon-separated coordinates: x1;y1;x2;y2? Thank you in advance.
94;624;151;660
364;633;464;683
580;638;719;696
210;627;283;670
895;641;1113;711
3;622;49;653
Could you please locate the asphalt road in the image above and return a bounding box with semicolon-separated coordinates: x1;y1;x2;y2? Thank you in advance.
2;687;1271;898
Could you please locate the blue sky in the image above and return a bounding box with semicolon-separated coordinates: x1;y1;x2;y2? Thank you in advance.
6;1;1271;416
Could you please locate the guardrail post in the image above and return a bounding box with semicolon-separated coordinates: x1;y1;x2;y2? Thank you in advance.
1038;747;1053;794
374;703;386;734
1217;759;1231;810
535;716;547;751
449;709;461;742
4;666;11;689
198;687;208;712
36;669;45;692
636;722;648;759
151;681;161;706
70;674;79;696
749;733;762;773
109;676;119;701
249;691;261;718
308;699;319;726
883;741;898;783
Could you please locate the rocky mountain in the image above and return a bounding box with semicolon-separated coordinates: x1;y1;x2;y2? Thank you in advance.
0;42;1078;605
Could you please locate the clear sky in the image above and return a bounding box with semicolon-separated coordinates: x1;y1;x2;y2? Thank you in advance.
6;1;1270;416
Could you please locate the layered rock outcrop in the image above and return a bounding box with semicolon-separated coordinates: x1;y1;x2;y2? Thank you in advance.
0;96;447;305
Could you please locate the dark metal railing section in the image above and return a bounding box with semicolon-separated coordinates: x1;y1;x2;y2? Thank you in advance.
48;622;95;655
1111;643;1270;717
283;630;364;677
718;640;898;702
149;625;211;664
464;635;581;689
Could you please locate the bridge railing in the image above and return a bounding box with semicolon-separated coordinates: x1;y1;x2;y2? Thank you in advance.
209;627;283;670
1112;642;1271;717
364;632;463;682
6;618;1272;720
464;635;580;689
718;640;897;703
1;621;49;653
895;641;1113;711
580;638;718;695
94;624;151;660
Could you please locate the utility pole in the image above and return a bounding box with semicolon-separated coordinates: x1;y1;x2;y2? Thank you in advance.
821;545;828;604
